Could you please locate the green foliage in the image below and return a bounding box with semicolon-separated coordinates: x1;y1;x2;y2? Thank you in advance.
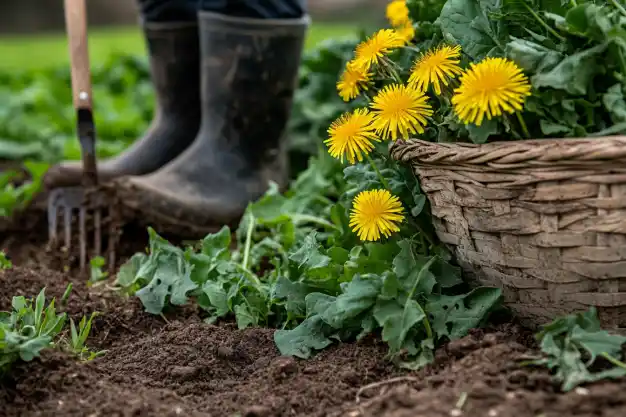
0;286;102;374
88;256;109;286
406;0;448;23
288;35;366;157
528;307;626;391
0;161;48;217
0;288;67;374
434;0;626;142
0;252;12;270
118;211;500;367
0;55;151;216
357;0;626;144
116;41;503;366
114;152;348;324
275;246;500;368
0;55;152;163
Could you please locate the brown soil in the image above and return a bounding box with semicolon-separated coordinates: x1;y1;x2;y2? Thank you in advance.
2;207;626;417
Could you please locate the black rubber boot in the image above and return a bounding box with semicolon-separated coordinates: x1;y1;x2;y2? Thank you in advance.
44;21;201;189
114;11;309;237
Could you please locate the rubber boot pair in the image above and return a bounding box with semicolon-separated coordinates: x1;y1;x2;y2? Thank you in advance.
44;11;309;236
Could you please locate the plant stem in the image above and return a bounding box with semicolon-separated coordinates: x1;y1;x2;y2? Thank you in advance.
239;265;264;289
365;153;391;190
292;213;341;231
601;352;626;370
418;303;433;340
406;169;437;249
314;195;336;206
617;47;626;77
235;267;265;296
521;2;566;42
516;112;531;139
242;214;255;271
570;0;577;6
406;255;437;340
381;57;403;84
441;82;455;100
611;0;626;17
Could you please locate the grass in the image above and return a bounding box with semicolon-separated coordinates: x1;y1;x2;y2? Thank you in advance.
0;23;353;71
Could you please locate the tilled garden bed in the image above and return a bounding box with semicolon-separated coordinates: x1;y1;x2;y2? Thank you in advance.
1;218;626;417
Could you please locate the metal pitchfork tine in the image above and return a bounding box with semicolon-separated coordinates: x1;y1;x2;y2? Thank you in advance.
47;0;115;271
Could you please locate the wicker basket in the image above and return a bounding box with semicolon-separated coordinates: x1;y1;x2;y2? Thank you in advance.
390;137;626;329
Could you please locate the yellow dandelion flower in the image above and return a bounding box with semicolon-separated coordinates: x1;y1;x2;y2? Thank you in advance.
337;61;371;102
349;189;405;242
395;22;415;45
353;29;405;71
386;0;410;27
452;57;532;126
408;44;463;95
370;83;433;141
324;108;380;164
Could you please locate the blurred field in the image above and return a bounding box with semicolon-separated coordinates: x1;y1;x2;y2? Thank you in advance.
0;22;353;71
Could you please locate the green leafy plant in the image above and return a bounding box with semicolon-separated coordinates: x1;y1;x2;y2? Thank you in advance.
110;20;503;369
0;285;103;373
527;307;626;391
0;55;153;217
0;288;67;373
329;0;626;147
115;152;348;324
117;138;502;368
275;241;500;368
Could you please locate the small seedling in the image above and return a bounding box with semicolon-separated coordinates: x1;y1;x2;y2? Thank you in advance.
0;288;67;374
67;312;107;361
524;307;626;391
88;256;109;286
61;282;73;306
0;251;12;269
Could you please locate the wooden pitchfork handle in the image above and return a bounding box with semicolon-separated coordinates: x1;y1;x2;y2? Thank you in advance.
64;0;98;187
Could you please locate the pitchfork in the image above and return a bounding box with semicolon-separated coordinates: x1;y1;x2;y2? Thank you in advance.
47;0;116;271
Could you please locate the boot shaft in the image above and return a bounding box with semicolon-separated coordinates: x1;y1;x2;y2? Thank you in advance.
143;21;201;119
196;11;310;169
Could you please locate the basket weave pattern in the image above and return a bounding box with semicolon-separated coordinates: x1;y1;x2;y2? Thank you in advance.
390;137;626;328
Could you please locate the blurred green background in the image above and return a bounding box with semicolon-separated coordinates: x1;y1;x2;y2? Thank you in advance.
0;0;387;70
0;24;352;71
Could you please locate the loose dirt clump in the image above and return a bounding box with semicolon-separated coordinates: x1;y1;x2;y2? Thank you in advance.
96;322;397;416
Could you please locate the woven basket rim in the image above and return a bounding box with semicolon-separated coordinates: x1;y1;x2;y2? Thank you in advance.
389;136;626;168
